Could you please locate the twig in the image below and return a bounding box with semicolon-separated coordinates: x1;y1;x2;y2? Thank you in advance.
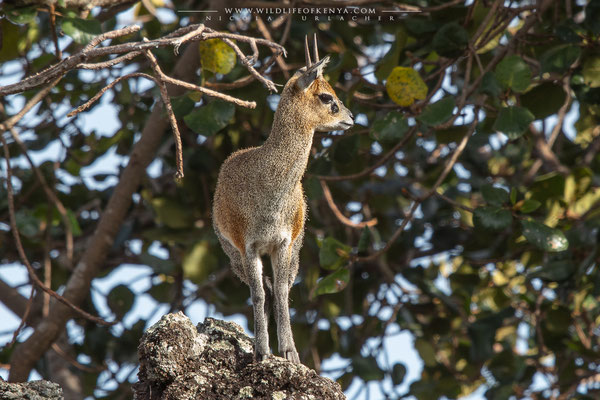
5;286;35;350
319;180;377;228
0;134;114;327
527;124;570;176
8;42;203;382
171;24;206;55
159;74;257;108
142;42;185;179
78;52;142;70
312;126;417;181
356;109;480;262
83;24;141;52
465;0;554;99
51;343;106;373
0;77;62;131
205;55;279;91
256;16;290;79
525;77;573;180
68;73;157;117
0;24;285;97
7;126;74;266
435;191;475;213
49;4;62;60
221;37;278;92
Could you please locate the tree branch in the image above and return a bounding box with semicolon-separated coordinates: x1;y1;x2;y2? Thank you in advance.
7;37;202;384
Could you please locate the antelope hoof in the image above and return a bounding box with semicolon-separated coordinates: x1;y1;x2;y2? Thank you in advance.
255;349;270;362
282;349;300;363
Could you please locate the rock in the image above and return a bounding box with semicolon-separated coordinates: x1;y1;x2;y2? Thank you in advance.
133;312;346;400
0;379;63;400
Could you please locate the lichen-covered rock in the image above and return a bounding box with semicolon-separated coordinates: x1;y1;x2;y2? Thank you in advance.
0;379;63;400
137;311;207;384
133;313;346;400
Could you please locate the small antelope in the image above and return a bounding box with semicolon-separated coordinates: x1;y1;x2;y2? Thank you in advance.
212;35;354;363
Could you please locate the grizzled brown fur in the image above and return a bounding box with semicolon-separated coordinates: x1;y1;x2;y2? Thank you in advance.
213;42;354;363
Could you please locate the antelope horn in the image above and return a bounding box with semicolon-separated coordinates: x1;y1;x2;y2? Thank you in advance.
304;35;312;67
313;33;319;63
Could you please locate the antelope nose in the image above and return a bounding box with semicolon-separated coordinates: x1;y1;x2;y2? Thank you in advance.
349;111;355;121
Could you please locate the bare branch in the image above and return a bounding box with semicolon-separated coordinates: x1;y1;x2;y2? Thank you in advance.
67;72;157;117
0;77;62;130
0;24;285;97
7;126;75;267
143;43;185;179
356;109;480;262
320;180;378;229
312;127;417;181
0;134;114;328
5;286;35;350
8;39;202;383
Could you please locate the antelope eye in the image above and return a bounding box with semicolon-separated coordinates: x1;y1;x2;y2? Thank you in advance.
318;93;333;103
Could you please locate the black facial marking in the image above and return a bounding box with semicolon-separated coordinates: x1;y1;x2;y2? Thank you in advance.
318;93;333;103
331;102;339;114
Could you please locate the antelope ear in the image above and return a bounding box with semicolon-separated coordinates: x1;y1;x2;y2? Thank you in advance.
296;55;330;91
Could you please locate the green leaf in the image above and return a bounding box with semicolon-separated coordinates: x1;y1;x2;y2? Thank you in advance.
520;83;567;120
521;220;569;252
541;45;581;73
66;209;82;237
375;28;407;81
582;57;600;88
357;228;371;255
510;187;518;205
139;252;175;274
5;6;38;24
107;284;135;319
391;363;407;386
319;237;351;270
415;338;437;367
352;356;385;382
493;106;535;139
151;197;193;229
0;20;22;62
15;210;40;238
583;1;600;34
171;94;195;119
528;260;575;282
184;101;235;136
468;308;514;362
555;23;583;43
481;184;509;206
434;125;468;145
495;55;531;93
370;111;409;143
544;305;572;334
417;96;455;126
315;267;350;295
519;199;541;213
147;281;172;303
333;134;359;164
183;241;219;283
478;72;502;97
473;206;512;230
62;17;102;45
432;22;469;57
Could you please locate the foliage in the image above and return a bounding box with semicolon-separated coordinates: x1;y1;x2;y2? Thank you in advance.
1;1;600;399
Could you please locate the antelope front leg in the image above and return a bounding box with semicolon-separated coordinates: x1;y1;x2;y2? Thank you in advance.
272;243;300;363
246;248;270;361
